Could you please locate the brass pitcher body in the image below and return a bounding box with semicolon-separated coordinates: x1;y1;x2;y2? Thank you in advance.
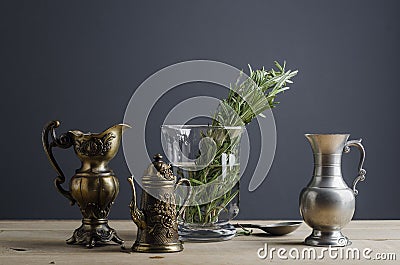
42;120;130;248
300;134;367;247
128;154;191;253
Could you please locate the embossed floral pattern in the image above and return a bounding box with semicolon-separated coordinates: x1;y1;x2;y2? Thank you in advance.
75;133;115;156
148;193;177;238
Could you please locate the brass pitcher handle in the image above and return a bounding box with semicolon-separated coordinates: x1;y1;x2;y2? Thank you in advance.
175;178;192;218
344;139;367;196
42;120;75;205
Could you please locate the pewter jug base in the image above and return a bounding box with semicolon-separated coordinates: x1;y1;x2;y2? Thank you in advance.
305;230;351;247
66;219;123;248
132;242;183;253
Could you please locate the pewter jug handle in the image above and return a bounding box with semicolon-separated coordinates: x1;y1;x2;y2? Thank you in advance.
344;139;367;196
42;120;76;205
175;178;192;218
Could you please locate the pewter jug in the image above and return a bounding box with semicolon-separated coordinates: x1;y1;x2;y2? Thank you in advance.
300;134;366;246
128;154;191;253
42;120;130;248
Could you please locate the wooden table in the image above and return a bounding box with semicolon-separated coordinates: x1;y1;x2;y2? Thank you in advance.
0;220;399;264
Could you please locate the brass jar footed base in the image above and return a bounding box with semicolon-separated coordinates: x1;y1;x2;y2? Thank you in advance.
305;230;351;247
132;242;183;253
66;219;124;248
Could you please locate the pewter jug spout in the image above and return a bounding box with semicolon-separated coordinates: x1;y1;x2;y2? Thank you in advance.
305;133;350;154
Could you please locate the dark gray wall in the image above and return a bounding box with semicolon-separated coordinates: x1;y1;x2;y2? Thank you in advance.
1;0;399;220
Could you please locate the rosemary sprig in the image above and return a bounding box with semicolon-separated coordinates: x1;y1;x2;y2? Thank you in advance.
181;61;298;225
235;223;253;236
214;61;298;126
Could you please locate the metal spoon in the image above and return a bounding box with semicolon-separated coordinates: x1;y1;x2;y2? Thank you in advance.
235;221;302;236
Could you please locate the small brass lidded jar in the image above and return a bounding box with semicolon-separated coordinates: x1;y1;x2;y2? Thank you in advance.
128;154;191;253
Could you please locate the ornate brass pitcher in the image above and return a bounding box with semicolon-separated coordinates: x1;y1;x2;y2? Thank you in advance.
42;120;130;248
128;154;191;253
300;134;367;247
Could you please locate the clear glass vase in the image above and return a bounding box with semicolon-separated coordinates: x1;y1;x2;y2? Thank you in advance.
161;125;243;241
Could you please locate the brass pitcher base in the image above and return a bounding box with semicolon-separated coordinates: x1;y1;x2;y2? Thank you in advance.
132;242;183;253
66;219;124;248
305;230;351;247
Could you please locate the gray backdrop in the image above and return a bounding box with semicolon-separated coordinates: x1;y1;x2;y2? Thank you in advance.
1;0;399;220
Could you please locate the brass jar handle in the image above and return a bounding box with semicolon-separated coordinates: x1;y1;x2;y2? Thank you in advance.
344;139;367;195
42;120;75;205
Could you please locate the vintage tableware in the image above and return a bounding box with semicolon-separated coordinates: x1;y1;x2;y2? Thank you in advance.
161;125;243;242
128;154;191;252
300;134;367;247
42;120;130;248
235;222;302;236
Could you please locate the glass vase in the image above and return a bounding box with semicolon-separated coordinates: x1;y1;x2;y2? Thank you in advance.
161;125;243;241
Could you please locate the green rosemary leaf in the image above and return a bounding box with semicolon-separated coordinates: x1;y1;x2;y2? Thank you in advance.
190;179;204;186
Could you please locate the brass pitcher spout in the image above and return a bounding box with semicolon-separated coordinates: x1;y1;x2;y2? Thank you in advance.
128;177;146;229
103;123;131;136
68;124;131;173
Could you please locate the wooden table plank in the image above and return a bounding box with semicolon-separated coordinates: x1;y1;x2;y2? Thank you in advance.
0;220;399;264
